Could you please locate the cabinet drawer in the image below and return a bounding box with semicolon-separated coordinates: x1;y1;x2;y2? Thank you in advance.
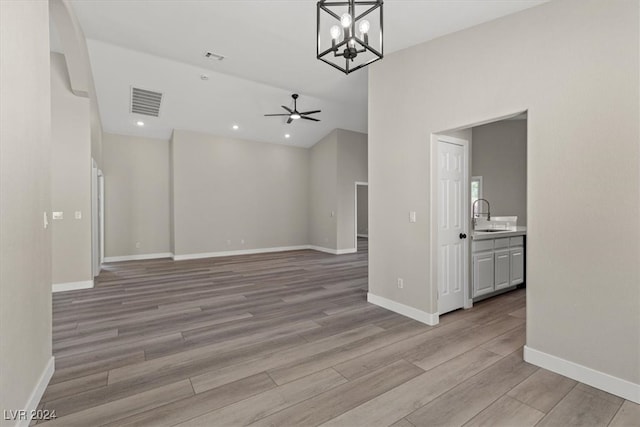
510;236;524;247
472;240;493;253
494;238;509;249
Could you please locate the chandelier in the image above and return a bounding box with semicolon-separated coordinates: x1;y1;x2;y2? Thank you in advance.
316;0;384;74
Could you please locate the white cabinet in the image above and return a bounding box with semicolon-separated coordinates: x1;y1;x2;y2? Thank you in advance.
494;249;511;290
472;234;525;298
510;247;524;286
473;252;495;297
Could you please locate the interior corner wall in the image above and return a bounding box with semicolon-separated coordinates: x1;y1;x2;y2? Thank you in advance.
0;0;53;420
472;120;527;225
171;129;309;256
102;133;171;258
336;129;368;250
49;0;103;167
369;0;639;388
51;52;93;286
308;130;339;249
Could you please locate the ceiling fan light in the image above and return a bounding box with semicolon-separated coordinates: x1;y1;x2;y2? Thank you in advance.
291;113;301;120
340;13;352;28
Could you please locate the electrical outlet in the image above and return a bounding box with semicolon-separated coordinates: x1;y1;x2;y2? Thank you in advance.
226;239;232;246
75;211;82;219
240;239;245;245
135;242;141;248
397;278;404;289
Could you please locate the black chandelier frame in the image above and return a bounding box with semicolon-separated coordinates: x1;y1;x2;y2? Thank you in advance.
316;0;384;75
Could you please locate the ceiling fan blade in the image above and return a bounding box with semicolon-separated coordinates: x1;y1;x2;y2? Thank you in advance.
264;114;290;116
301;116;320;122
287;117;293;124
281;106;293;113
300;110;321;115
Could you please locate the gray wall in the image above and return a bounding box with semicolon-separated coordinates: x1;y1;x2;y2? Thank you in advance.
102;133;171;257
336;129;368;250
51;52;93;284
0;0;53;419
308;131;338;249
171;129;309;256
357;185;368;236
472;119;527;225
369;0;639;386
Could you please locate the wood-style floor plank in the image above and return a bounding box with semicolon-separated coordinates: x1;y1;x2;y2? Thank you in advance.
38;239;635;426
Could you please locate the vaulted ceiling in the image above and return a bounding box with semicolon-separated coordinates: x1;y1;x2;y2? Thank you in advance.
64;0;547;147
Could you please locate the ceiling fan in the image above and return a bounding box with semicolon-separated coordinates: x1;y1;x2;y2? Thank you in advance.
264;94;321;124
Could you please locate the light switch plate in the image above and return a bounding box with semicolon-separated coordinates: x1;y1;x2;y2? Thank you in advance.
409;211;417;223
52;211;63;220
75;211;82;219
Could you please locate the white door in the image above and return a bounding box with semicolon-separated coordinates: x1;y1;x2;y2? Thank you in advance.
473;252;495;297
494;248;511;290
437;138;469;314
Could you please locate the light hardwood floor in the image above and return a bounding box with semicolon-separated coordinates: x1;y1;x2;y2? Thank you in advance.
39;238;638;426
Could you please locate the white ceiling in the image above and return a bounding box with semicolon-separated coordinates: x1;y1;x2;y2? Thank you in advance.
69;0;547;147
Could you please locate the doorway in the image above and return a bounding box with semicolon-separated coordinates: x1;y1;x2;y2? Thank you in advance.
432;111;528;319
354;182;368;252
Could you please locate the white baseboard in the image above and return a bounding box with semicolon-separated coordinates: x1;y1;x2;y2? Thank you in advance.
104;252;174;263
357;234;369;238
52;280;94;293
14;356;54;427
173;246;309;261
308;246;357;255
367;292;439;326
524;345;640;404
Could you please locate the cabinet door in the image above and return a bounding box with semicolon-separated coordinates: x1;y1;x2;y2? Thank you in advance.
494;249;511;290
473;252;494;297
510;248;524;286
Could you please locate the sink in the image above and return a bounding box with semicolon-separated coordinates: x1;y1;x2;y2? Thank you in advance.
475;216;518;232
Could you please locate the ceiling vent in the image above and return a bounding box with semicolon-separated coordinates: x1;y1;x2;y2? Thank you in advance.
204;51;225;61
130;87;163;117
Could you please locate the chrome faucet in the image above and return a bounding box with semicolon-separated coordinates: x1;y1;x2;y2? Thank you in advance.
472;198;491;228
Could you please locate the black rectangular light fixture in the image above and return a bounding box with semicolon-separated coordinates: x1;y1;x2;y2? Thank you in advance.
316;0;384;75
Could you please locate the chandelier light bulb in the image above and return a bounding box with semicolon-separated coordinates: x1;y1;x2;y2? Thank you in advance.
330;25;341;40
291;113;301;120
340;13;352;28
348;38;356;47
358;19;370;34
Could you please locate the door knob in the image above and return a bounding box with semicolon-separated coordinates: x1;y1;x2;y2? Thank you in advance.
459;233;467;239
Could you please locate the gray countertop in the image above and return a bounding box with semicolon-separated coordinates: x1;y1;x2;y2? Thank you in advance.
471;226;527;241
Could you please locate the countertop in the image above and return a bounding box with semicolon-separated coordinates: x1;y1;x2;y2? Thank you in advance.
471;226;527;241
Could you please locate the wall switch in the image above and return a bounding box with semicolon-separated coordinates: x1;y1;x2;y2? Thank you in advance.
75;211;82;219
397;278;404;289
52;211;63;220
409;211;417;223
43;212;49;229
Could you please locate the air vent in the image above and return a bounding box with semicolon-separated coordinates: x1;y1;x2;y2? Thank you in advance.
204;51;225;61
130;87;163;117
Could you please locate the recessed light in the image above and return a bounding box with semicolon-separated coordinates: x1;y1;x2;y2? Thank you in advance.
285;134;291;139
232;125;239;130
136;121;144;127
200;74;209;80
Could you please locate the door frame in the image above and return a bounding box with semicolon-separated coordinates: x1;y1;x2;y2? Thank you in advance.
354;181;368;249
430;134;472;321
